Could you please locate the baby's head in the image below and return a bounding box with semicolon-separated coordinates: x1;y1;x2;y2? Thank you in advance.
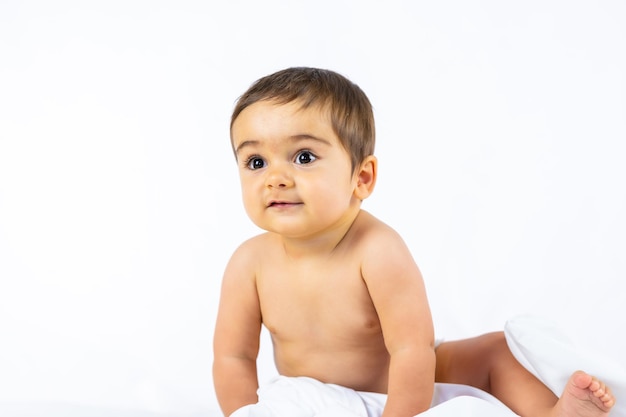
230;67;375;172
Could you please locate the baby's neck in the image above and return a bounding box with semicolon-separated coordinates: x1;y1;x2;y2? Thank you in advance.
277;210;364;260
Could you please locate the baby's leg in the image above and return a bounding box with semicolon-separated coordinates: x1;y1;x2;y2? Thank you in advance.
435;332;558;416
435;332;615;417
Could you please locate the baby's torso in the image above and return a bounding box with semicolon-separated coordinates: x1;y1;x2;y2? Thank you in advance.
256;239;390;393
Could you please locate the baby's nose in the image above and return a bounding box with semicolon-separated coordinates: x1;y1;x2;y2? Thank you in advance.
265;165;293;188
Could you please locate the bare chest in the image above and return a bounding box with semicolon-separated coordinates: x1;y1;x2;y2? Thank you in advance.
256;259;382;343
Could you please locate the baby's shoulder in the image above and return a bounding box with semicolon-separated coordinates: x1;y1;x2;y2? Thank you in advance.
237;232;274;249
224;233;279;277
347;210;408;254
231;232;278;259
354;210;404;241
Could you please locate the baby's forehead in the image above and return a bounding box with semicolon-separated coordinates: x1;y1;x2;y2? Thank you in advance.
231;99;338;149
238;97;330;120
233;99;332;134
262;98;331;118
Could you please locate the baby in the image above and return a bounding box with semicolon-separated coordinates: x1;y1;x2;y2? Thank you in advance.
213;66;615;417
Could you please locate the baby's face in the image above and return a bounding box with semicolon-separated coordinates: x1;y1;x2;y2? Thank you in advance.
231;100;362;239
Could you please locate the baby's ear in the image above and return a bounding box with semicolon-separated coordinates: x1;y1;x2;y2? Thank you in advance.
354;156;377;200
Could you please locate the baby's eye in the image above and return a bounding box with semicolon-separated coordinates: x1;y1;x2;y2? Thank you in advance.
295;150;316;165
246;156;266;170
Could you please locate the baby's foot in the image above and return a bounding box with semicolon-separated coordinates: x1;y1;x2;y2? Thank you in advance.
552;371;615;417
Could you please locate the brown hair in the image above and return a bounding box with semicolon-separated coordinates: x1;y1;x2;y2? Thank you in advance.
230;67;375;171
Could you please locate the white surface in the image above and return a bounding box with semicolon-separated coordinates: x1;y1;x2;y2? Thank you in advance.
0;402;219;417
1;1;625;415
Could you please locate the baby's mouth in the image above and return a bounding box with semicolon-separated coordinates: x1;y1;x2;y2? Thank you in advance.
268;201;301;208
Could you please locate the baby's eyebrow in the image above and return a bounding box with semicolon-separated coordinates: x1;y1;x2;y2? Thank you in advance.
235;134;331;156
234;139;258;156
288;134;332;146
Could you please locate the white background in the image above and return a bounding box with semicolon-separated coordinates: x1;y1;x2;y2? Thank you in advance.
1;1;625;415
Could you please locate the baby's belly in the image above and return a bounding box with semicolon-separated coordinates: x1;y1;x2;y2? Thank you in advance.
272;339;391;394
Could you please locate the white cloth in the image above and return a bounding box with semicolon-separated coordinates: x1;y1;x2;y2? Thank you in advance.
230;377;517;417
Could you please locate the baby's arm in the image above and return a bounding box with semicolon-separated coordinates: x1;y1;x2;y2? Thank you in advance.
362;227;436;417
213;242;263;416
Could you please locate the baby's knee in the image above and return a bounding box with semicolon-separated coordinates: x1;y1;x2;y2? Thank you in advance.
485;331;521;366
485;331;507;352
488;331;506;345
469;331;509;365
